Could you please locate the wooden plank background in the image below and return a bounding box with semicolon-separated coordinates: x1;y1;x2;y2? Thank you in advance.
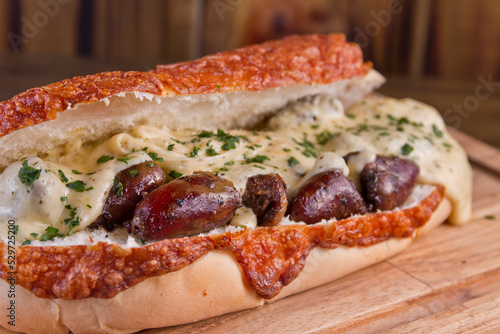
1;0;499;80
0;0;7;52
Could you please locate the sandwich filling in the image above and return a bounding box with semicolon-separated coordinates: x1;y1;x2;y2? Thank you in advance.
0;96;471;243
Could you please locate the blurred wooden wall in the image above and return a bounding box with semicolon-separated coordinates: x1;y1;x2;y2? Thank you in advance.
430;0;500;79
1;0;499;80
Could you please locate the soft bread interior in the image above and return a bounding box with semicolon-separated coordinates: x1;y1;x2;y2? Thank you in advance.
0;70;384;169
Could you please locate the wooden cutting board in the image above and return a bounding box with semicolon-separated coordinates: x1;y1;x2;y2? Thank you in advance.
143;128;500;334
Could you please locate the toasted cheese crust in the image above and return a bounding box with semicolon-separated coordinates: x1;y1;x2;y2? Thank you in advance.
0;34;370;137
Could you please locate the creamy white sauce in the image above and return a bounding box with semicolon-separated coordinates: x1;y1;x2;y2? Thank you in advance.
346;150;377;191
230;207;258;229
0;96;472;243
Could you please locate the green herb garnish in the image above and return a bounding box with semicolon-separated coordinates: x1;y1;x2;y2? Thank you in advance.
190;146;200;157
246;155;270;163
58;170;68;183
117;156;132;164
97;155;114;164
401;143;414;156
147;152;164;162
41;226;63;241
169;170;183;179
206;147;218;156
288;157;300;167
432;124;443;138
315;130;337;146
66;180;86;192
113;182;124;197
18;160;42;191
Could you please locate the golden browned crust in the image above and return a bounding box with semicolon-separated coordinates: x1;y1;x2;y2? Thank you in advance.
1;186;443;301
0;34;371;137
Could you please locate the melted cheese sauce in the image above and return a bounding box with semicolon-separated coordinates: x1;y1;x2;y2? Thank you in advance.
0;96;472;242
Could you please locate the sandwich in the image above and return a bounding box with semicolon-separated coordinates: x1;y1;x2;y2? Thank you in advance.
0;34;472;334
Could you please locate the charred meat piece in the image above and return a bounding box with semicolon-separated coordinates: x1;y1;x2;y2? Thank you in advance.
287;171;366;224
360;155;419;211
128;171;242;240
242;174;288;227
92;161;166;230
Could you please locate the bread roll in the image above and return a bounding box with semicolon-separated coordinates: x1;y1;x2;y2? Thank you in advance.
0;34;470;334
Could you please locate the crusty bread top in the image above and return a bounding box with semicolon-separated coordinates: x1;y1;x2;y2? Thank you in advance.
0;34;371;138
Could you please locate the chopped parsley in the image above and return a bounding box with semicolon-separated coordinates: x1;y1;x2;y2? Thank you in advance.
66;180;86;192
147;152;164;162
72;170;82;175
288;157;300;167
60;196;67;202
129;169;139;176
117;156;132;164
58;170;68;183
169;170;183;179
170;138;186;145
30;233;39;238
246;155;270;164
215;167;229;173
246;144;262;150
198;130;214;138
315;130;338;146
293;134;319;158
443;142;453;149
283;148;291;153
485;215;496;220
113;182;124;197
22;239;31;246
63;205;80;236
190;146;200;157
401;143;414;156
224;160;235;166
167;144;175;151
97;155;114;164
206;147;218;156
216;129;240;150
432;124;443;138
346;114;356;119
18;160;42;191
217;84;221;91
41;226;63;241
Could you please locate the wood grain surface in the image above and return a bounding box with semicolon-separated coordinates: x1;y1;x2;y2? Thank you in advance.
138;130;500;334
